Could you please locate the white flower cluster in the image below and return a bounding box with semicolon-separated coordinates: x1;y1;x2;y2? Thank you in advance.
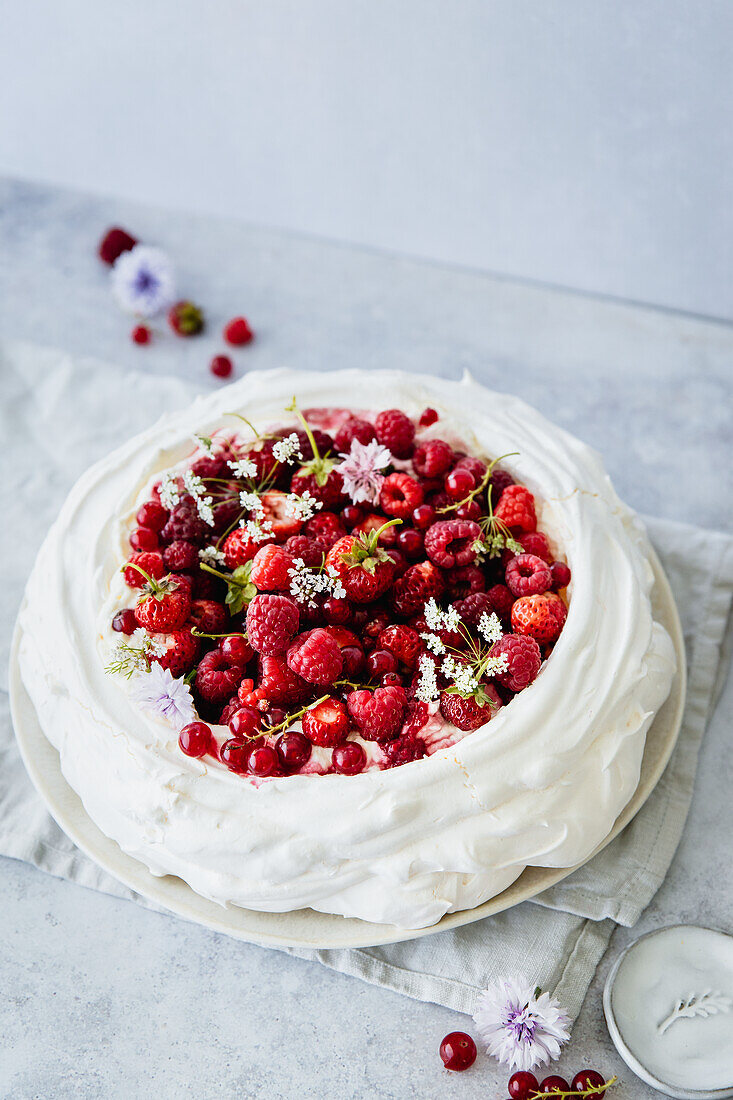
159;473;180;512
482;652;510;678
239;517;274;543
423;598;460;634
183;469;215;527
199;545;227;567
239;490;264;513
477;611;503;644
441;656;479;696
272;433;303;465
415;654;439;703
228;457;258;479
110;628;167;674
287;559;346;609
418;599;508;700
286;490;323;522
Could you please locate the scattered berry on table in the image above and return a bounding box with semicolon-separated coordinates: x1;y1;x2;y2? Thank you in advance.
439;1032;477;1071
210;354;233;379
168;300;204;336
223;316;254;346
99;226;137;265
131;324;151;345
508;1071;540;1099
570;1070;607;1096
538;1076;570;1093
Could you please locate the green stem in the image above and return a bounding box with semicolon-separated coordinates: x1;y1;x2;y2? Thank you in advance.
528;1079;617;1099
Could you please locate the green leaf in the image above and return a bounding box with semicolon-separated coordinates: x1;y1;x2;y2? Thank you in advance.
225;562;257;615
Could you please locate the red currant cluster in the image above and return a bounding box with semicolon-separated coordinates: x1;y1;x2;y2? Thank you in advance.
508;1068;612;1097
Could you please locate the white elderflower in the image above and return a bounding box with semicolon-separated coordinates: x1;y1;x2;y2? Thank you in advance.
420;632;446;656
451;663;479;697
228;457;258;479
442;604;462;634
415;654;439;704
129;663;197;731
199;545;227;567
272;433;303;465
159;473;180;511
183;469;215;527
334;438;393;505
478;611;503;645
423;597;444;632
240;517;273;542
183;469;206;498
326;566;346;600
111;245;176;317
239;490;264;513
484;652;510;678
287;490;323;522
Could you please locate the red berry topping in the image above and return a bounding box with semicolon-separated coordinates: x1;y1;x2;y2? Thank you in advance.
325;531;395;604
160;499;207;545
195;649;244;703
188;598;228;635
262;490;308;541
487;583;514;620
412;503;436;530
291;468;344;510
151;628;200;678
305;510;346;547
391;560;445;617
439;1032;477;1072
220;635;253;667
382;734;427;766
130;526;159;552
228;705;262;740
424;518;482;569
250;544;295;592
333;417;376;452
123;551;165;589
283;535;325;568
454;455;487;482
511;592;567;644
444;467;475;500
487;467;514;505
179;721;213;758
396;527;424;559
378;624;423;669
446;564;486;599
210;355;233;379
162;539;199;572
508;1071;540;1099
275;731;312;773
520;531;551;562
571;1070;607;1096
550;561;572;591
379;472;424;519
287;628;343;685
366;648;398;678
135;576;191;633
494;484;537;533
111;608;138;634
136;501;168;532
412;439;454;479
332;741;367;775
455;500;482;521
453;590;494;628
346;685;406;742
246;744;279;777
220;739;251;773
131;324;151;345
168;300;204;337
505;553;552;597
374;408;415;459
246;593;300;655
323;596;351;624
493;633;542;692
223;526;275;569
98;226;137;265
258;653;310;706
439;684;502;731
302;696;350;747
418;407;439;427
223;316;254;346
538;1077;570;1094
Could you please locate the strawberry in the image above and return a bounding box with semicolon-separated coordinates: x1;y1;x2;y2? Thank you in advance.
223;527;275;569
346;685;407;742
511;592;567;644
290;467;344;510
250;544;295;591
134;574;191;633
259;490;305;541
325;525;397;604
168;300;204;336
302;696;350;747
439;685;502;731
151;629;200;678
391;560;445;618
188;599;228;635
304;511;346;548
123;551;164;589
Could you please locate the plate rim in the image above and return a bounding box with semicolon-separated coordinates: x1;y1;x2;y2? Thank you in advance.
8;546;686;949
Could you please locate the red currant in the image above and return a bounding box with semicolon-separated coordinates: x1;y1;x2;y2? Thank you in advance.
178;721;213;758
396;527;424;558
539;1077;570;1094
550;561;572;591
419;407;438;427
455;500;482;521
219;739;250;773
111;609;138;634
136;501;168;531
342;505;364;527
381;672;403;687
131;324;151;345
220;635;252;667
210;354;233;379
263;707;288;729
508;1071;540;1099
366;649;398;678
323;597;351;625
130;526;159;552
412;503;435;529
247;744;279;777
341;645;365;677
445;467;475;500
571;1070;606;1096
332;741;367;775
228;705;262;739
439;1032;477;1071
275;731;312;773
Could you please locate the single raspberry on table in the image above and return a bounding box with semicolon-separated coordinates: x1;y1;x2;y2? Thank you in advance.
98;226;137;265
302;696;350;746
493;633;542;692
346;686;407;742
284;535;326;568
135;576;191;633
505;553;552;597
161;499;208;545
223;316;254;346
391;560;445;617
188;599;228;635
250;544;295;592
382;735;428;767
494;484;537;534
377;625;423;669
334;417;376;452
454;590;494;628
418;407;438;428
163;540;199;573
439;686;502;731
246;593;300;655
287;628;343;685
487;583;514;620
223;527;275;569
123;551;164;589
374;409;415;459
379;472;423;519
305;511;346;548
151;629;200;678
412;440;454;479
519;531;551;562
424;518;482;569
511;592;567;644
257;653;311;706
168;300;204;336
195;650;244;704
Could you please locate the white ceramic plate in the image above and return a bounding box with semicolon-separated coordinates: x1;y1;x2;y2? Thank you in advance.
9;548;686;950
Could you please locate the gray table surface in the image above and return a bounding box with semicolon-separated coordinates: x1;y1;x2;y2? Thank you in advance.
0;177;731;1099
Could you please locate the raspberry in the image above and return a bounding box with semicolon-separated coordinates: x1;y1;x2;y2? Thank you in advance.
487;583;514;620
378;625;423;669
454;590;494;628
283;535;325;567
136;501;168;532
487;468;514;507
511;593;567;644
250;544;294;591
223;527;275;569
287;628;343;685
291;468;344;509
424;519;481;569
439;686;502;731
550;561;572;590
375;409;415;459
391;560;445;617
257;653;310;706
494;484;537;534
219;698;242;726
188;599;228;635
168;300;204;336
382;735;427;766
163;540;199;572
493;634;542;692
161;499;207;545
505;553;552;597
260;490;307;540
418;407;438;428
379;472;423;519
412;440;454;479
519;531;551;562
402;698;430;737
123;551;164;589
246;593;299;655
135;577;191;633
98;226;137;265
223;316;254;346
195;650;243;704
445;565;486;599
305;511;346;547
334;417;376;453
191;453;229;479
131;324;151;345
346;686;406;742
302;696;350;746
210;355;233;379
152;629;200;678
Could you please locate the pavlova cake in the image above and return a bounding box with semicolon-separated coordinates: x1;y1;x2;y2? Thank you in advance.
17;369;676;928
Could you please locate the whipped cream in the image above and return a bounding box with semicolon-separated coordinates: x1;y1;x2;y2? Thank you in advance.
18;370;676;928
